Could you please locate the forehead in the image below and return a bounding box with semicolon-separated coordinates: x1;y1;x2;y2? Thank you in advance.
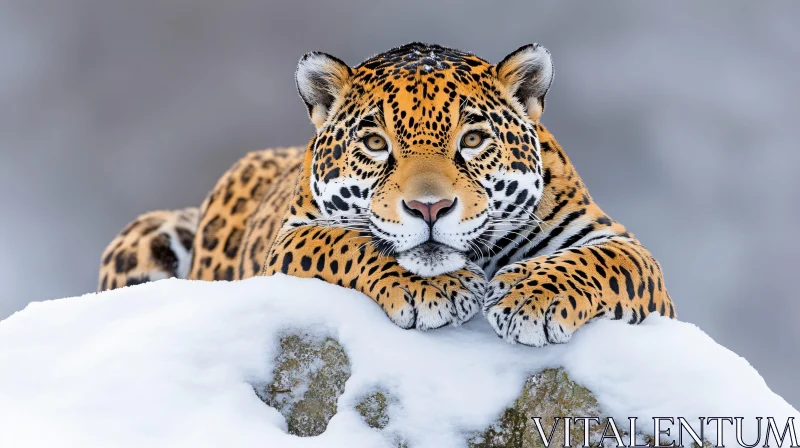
357;43;490;76
349;44;493;106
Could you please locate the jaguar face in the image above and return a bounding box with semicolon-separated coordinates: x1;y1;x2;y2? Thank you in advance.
296;43;554;276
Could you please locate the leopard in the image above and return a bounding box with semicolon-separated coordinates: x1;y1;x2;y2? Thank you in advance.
98;43;675;346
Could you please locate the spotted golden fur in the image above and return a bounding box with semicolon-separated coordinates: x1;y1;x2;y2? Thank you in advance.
99;43;674;346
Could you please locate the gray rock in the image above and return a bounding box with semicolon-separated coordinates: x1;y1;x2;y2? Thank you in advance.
468;368;606;448
254;333;351;437
254;335;701;447
355;390;391;430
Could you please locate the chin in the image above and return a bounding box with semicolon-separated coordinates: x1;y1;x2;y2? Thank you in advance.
396;242;468;277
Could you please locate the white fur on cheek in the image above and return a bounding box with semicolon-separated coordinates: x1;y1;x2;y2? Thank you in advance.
313;175;373;218
396;244;467;277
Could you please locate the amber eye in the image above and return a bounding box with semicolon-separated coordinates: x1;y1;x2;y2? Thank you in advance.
460;131;485;149
364;134;388;151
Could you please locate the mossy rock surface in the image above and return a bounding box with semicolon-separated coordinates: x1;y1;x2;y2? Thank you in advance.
256;334;351;437
253;336;679;447
469;368;606;448
356;390;391;430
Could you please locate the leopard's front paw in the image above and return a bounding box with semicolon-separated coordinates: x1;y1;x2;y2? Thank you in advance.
483;265;591;346
383;261;487;330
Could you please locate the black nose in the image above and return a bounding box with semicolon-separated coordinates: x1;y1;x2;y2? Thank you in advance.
402;198;456;226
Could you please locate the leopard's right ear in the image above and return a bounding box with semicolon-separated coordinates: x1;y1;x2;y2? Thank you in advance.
495;44;553;122
296;52;352;129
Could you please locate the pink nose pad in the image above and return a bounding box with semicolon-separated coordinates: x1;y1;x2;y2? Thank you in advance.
402;198;456;225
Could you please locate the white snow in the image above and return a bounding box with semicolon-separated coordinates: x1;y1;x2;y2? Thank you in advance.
0;276;796;447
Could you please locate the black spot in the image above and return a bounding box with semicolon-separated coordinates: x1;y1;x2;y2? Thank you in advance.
126;276;150;287
115;250;137;274
223;228;244;259
331;195;350;211
151;233;178;276
201;216;225;251
140;220;162;236
596;216;612;226
614;302;623;320
510;161;528;173
119;220;141;236
619;267;635;300
301;256;312;271
240;164;255;184
542;283;559;294
514;190;528;205
609;276;619;294
599;247;617;259
230;197;248;215
280;252;294;274
323;168;340;182
175;227;194;252
317;253;326;271
505;181;518;196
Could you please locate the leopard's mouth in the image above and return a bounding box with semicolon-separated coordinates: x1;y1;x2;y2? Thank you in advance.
410;241;461;255
420;238;463;249
369;232;468;257
395;242;468;277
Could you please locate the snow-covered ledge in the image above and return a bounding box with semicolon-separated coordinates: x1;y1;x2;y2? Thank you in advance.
0;276;796;447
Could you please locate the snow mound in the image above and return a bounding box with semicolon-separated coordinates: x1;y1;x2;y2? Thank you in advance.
0;275;796;447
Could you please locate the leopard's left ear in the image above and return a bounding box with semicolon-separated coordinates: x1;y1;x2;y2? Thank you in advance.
495;44;554;122
296;51;353;129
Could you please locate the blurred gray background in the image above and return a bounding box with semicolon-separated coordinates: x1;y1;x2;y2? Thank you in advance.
1;1;798;406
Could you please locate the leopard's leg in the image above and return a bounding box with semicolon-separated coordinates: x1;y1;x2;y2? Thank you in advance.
484;237;675;346
98;207;200;291
264;226;487;330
